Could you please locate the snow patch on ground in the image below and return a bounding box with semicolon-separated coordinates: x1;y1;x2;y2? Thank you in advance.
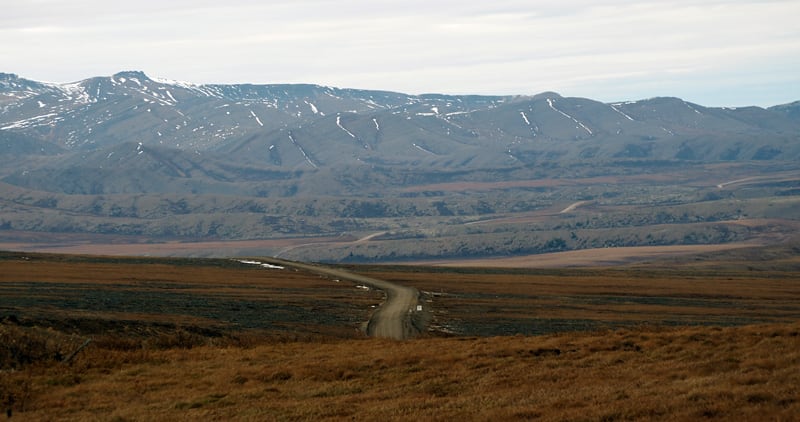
236;259;284;270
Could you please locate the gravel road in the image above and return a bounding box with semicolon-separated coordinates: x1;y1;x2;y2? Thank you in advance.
261;258;422;340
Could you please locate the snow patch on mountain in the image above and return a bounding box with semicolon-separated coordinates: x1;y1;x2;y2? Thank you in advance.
413;143;436;155
520;111;531;126
305;101;321;115
685;102;703;115
250;110;264;127
609;104;635;121
336;115;356;139
288;131;317;168
547;98;593;135
1;113;61;130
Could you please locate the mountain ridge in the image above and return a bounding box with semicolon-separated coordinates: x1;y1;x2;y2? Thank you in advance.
1;71;799;262
1;70;799;196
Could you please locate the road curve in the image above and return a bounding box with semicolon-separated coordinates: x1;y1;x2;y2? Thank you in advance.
274;232;385;258
261;258;422;340
559;200;588;214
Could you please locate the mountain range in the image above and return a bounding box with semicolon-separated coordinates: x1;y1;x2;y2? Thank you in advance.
1;71;799;261
2;70;799;197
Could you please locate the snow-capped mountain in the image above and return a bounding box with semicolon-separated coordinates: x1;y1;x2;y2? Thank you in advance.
1;70;799;195
1;70;456;151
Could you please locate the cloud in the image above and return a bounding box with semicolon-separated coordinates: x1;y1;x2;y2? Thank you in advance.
2;0;799;106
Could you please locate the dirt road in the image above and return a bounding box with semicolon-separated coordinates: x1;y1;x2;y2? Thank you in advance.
559;200;588;214
261;258;422;340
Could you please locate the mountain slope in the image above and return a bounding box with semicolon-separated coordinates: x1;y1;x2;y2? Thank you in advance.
1;71;799;196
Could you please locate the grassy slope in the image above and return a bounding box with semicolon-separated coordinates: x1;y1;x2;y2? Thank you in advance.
2;323;799;421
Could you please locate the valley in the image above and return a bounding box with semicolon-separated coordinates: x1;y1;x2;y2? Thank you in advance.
3;3;799;419
2;71;799;263
1;160;797;263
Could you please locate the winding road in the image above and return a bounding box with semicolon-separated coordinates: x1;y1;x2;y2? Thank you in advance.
559;200;588;214
260;258;423;340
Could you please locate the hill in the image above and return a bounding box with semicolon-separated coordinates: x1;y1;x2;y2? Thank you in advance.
1;71;799;262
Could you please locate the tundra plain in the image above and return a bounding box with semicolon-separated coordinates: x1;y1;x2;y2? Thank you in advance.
2;250;800;420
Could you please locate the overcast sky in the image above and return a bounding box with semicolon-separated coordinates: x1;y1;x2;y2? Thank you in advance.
3;0;799;107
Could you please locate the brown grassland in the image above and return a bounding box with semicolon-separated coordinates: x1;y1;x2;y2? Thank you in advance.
0;231;347;258
1;251;799;420
357;262;800;337
407;243;767;268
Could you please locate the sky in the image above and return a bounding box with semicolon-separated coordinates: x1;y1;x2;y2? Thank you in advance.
2;0;799;107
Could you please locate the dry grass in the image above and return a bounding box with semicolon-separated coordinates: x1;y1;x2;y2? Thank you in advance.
0;234;344;261
0;252;382;339
2;251;800;420
415;243;767;268
2;323;798;421
360;265;800;336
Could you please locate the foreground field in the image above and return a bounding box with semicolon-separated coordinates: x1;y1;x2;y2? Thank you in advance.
3;323;799;421
2;251;800;420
